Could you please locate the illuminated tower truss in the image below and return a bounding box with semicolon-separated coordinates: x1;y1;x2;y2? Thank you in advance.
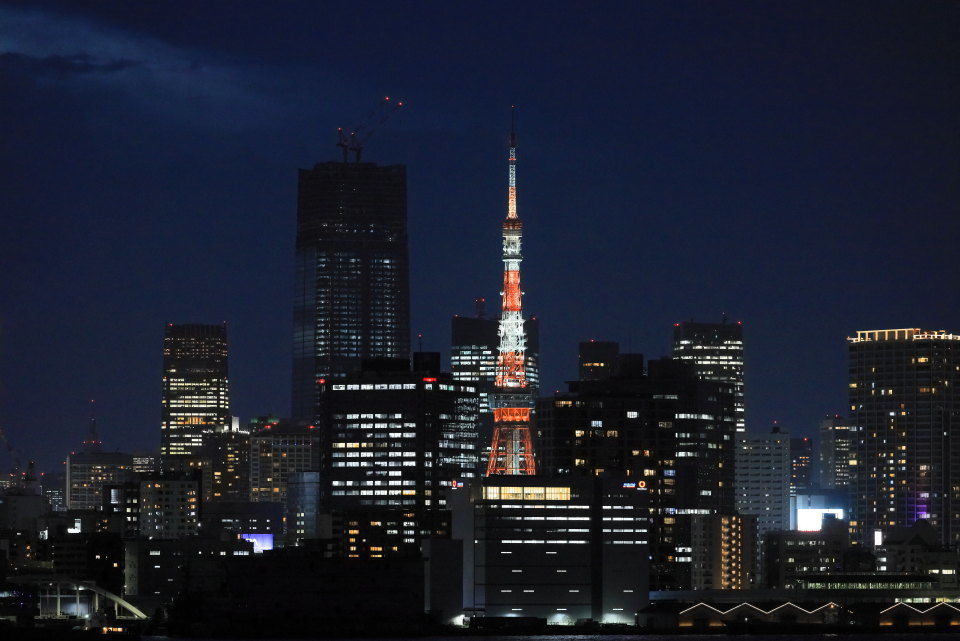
486;110;537;476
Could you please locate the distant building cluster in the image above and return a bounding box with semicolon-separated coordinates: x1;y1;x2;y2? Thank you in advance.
2;136;960;634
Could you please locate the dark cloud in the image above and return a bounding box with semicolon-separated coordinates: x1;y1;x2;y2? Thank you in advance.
0;51;139;76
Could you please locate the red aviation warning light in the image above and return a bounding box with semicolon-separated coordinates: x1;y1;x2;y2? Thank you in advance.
486;106;536;477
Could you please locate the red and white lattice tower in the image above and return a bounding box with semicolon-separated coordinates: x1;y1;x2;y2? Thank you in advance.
486;108;536;476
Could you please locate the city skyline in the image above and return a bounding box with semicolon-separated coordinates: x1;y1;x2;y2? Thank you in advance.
1;3;960;633
2;2;959;470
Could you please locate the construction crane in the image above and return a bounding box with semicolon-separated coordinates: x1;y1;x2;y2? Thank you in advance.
336;96;405;163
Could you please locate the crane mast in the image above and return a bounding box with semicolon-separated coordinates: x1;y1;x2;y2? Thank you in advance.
486;108;536;476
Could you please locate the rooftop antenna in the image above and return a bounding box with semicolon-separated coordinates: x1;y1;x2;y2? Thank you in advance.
475;297;487;319
82;399;102;452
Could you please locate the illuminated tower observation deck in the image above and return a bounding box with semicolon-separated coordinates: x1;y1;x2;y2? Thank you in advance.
486;111;536;476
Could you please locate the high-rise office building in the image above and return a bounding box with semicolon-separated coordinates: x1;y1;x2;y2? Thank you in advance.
66;451;134;511
139;477;200;539
790;436;813;496
249;421;321;505
317;354;479;557
160;323;230;463
203;421;250;502
672;319;746;433
819;415;854;489
285;471;323;547
319;354;479;511
451;476;649;624
291;161;411;421
849;328;960;545
578;340;621;380
736;427;791;552
536;356;737;589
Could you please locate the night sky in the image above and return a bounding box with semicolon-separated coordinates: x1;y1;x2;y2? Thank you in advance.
1;1;958;471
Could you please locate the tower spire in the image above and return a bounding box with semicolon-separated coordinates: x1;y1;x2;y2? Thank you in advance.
486;108;536;476
82;399;102;452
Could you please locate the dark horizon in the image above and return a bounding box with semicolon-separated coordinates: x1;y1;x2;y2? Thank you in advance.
1;1;958;471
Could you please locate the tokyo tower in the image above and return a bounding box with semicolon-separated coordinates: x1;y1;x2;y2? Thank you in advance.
486;108;536;476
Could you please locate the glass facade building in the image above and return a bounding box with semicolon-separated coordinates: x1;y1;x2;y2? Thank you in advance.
819;415;854;489
160;323;230;463
735;427;791;536
314;356;478;557
319;359;480;512
672;319;746;433
292;162;411;421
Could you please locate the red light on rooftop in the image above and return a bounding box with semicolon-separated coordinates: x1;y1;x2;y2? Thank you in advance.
422;377;437;382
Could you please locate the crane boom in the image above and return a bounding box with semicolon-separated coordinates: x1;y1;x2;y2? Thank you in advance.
336;96;405;162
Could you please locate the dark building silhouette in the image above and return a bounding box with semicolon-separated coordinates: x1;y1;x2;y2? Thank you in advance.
672;319;745;433
819;415;854;489
790;436;814;496
292;162;411;421
849;328;960;545
536;355;737;589
160;323;230;464
451;475;649;623
202;422;250;502
578;340;621;380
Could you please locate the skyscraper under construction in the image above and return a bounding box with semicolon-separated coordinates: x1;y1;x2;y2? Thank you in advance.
486;111;537;476
291;161;411;421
